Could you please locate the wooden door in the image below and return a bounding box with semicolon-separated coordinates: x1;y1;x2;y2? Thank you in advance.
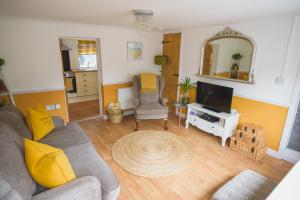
162;33;181;110
202;44;212;75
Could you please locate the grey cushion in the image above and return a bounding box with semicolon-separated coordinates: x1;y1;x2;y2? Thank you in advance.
0;127;36;200
52;116;65;128
0;121;24;151
136;102;169;115
212;170;277;200
39;123;90;149
0;105;32;139
32;176;101;200
0;177;22;200
65;143;120;200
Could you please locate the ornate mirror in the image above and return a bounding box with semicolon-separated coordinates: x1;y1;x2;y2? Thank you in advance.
199;28;255;83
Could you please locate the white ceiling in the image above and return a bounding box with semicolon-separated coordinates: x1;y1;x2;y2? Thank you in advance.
1;0;300;30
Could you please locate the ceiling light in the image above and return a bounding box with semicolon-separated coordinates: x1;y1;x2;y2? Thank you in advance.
132;9;153;32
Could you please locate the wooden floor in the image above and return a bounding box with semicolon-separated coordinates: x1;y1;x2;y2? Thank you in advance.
78;115;293;200
68;100;99;121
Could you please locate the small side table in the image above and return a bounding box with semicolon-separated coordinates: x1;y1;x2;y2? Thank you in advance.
173;102;187;126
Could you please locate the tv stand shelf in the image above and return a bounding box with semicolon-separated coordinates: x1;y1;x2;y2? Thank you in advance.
185;103;240;146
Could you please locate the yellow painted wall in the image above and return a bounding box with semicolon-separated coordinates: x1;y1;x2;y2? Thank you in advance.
232;96;288;150
102;82;133;111
13;90;69;123
182;87;288;151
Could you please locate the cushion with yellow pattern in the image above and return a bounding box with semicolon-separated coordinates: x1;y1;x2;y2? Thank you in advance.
24;139;76;188
26;104;54;141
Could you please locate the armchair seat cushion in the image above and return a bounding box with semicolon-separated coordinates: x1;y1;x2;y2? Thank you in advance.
136;103;169;115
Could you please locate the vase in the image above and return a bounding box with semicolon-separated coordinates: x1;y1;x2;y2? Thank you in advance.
182;93;190;105
230;62;239;79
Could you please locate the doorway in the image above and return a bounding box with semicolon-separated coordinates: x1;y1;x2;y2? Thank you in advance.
162;33;181;111
59;38;103;122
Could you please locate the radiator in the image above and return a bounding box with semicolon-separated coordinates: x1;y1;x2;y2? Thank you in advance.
117;87;134;110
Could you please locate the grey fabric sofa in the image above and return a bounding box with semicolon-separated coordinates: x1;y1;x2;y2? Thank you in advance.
132;74;169;130
0;105;120;200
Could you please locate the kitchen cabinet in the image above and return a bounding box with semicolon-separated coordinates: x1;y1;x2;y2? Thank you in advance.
75;71;98;97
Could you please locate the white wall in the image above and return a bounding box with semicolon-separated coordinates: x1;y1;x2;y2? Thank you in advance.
175;16;300;107
0;17;162;92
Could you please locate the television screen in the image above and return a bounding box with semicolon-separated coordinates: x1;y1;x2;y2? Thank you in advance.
196;81;233;113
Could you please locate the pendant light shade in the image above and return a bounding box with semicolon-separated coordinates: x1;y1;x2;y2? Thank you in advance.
132;9;154;32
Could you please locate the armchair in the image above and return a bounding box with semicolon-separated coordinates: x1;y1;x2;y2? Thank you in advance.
132;74;169;131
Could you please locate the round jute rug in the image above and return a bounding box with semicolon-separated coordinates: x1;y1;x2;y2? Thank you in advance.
112;131;193;177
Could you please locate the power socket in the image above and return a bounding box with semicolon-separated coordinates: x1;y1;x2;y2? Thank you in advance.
45;104;61;110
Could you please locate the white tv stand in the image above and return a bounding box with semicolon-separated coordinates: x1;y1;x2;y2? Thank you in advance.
185;103;240;146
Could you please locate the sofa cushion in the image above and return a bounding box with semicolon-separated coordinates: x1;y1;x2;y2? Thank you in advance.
26;104;55;141
0;177;22;200
0;121;24;151
65;143;120;200
0;127;36;200
136;102;168;115
24;139;76;188
212;169;277;200
39;123;90;149
0;105;32;139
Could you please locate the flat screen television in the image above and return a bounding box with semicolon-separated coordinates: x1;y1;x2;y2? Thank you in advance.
196;81;233;114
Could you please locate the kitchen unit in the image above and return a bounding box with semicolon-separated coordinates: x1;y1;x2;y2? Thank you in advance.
64;70;99;103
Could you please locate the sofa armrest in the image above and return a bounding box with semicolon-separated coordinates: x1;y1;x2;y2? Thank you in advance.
133;98;140;109
160;97;168;106
32;176;101;200
52;116;65;128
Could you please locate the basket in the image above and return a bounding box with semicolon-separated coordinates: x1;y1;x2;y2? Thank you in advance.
107;102;123;123
107;102;122;114
229;124;267;161
108;111;123;123
229;137;238;151
235;130;266;148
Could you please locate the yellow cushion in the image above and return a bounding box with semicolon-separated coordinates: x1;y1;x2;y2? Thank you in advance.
140;73;157;93
24;139;76;188
26;104;54;141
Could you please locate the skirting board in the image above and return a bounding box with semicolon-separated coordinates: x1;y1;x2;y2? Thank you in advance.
282;149;300;164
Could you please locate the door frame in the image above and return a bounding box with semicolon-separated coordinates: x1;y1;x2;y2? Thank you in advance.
58;36;104;122
279;61;300;163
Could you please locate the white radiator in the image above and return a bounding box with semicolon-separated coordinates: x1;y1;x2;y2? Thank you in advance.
117;87;134;110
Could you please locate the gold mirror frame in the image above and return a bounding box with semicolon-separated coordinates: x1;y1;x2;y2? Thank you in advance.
198;27;256;84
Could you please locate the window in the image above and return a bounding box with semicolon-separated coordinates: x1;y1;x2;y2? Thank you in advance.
79;54;97;69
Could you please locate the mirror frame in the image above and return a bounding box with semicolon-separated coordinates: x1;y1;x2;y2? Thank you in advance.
198;27;256;84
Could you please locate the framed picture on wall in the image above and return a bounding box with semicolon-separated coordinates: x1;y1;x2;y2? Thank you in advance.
127;42;143;60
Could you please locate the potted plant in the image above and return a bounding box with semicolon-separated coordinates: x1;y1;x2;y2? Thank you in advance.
230;53;243;79
178;77;195;105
